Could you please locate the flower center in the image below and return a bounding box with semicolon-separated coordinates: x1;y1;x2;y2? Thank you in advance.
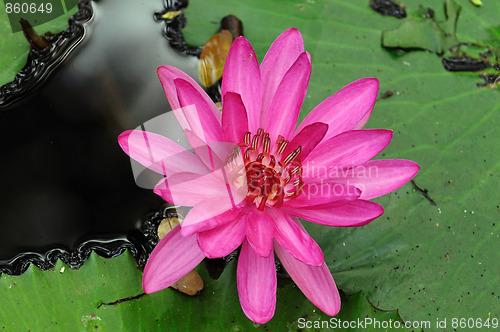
226;128;303;211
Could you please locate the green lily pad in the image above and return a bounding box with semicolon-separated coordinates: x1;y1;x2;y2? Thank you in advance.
181;0;500;327
0;251;409;331
0;5;78;85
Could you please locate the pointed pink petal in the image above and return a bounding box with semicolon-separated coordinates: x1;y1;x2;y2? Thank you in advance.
297;78;379;142
206;141;244;177
197;213;246;258
222;92;249;143
153;172;229;206
283;200;384;227
283;122;328;162
352;110;371;130
118;130;206;175
174;78;224;145
181;202;245;236
221;37;261;133
304;129;393;172
260;28;304;122
330;159;420;200
183;129;213;170
237;240;276;324
267;209;323;266
265;52;311;141
284;182;361;208
183;130;223;172
184;130;237;175
157;65;221;122
183;131;241;178
143;224;205;293
246;209;274;257
173;105;204;144
274;240;340;316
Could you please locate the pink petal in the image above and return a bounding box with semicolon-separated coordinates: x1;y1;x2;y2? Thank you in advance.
181;201;245;236
143;224;205;293
183;130;223;172
283;122;328;162
222;92;249;143
274;240;340;316
265;52;311;141
184;130;238;175
283;200;384;227
173;105;204;144
352;110;371;130
246;209;274;257
157;65;221;122
118;130;205;175
284;182;361;208
260;28;304;123
153;172;230;206
303;129;393;173
174;78;224;145
207;141;244;176
237;240;277;324
267;209;323;266
197;213;246;258
296;78;379;142
221;37;261;133
330;159;420;200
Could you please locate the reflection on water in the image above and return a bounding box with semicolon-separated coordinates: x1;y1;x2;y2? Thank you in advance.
0;0;198;272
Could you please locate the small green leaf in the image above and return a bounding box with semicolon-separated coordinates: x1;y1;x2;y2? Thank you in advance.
383;18;449;54
382;0;461;54
0;6;78;86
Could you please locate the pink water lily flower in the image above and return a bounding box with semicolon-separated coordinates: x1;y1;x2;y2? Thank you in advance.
118;28;419;323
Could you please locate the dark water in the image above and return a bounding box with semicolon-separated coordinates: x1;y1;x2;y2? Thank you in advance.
0;0;199;272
